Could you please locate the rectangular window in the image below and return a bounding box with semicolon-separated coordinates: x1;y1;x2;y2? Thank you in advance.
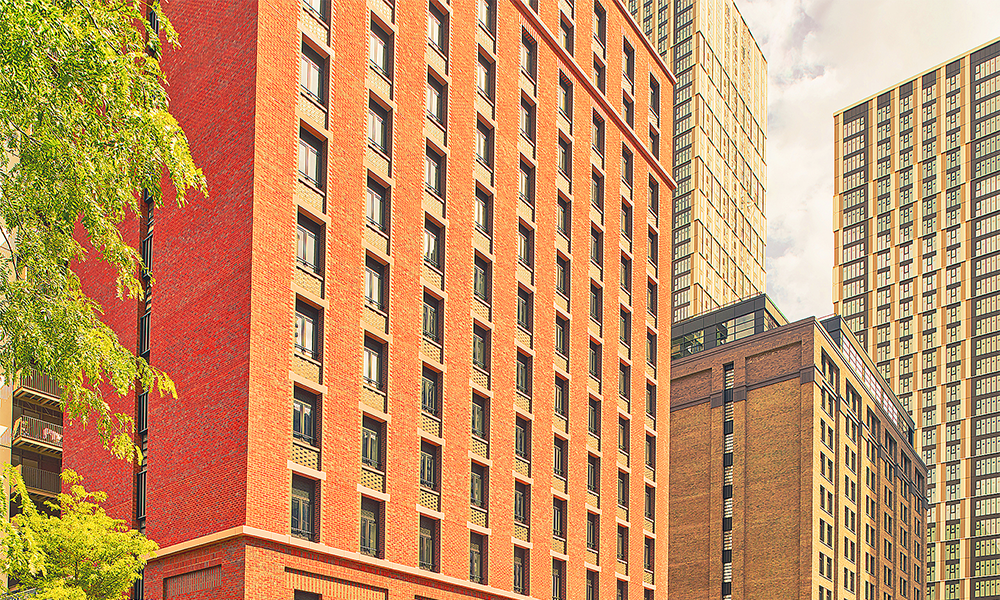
425;148;444;195
423;220;441;267
554;376;568;416
552;560;565;600
590;284;602;322
515;416;530;459
514;481;529;523
298;130;323;187
361;415;382;469
520;33;536;80
621;256;632;292
520;98;536;142
475;189;491;234
360;497;382;556
622;39;634;82
363;336;383;388
587;454;600;490
470;532;485;583
589;341;602;379
476;53;494;100
474;256;490;302
477;0;494;31
553;498;566;538
618;363;630;399
293;388;317;446
294;302;319;358
618;417;629;453
291;475;315;540
587;512;599;548
476;121;493;166
518;224;533;267
592;173;604;209
471;462;487;507
559;77;573;116
420;441;439;489
617;471;628;507
643;537;654;571
471;394;488;438
517;289;533;331
558;137;572;176
645;435;655;468
590;228;603;264
366;178;388;230
297;215;321;273
427;3;447;51
593;3;606;45
559;20;574;55
646;383;656;418
516;353;532;395
519;162;535;202
623;95;634;128
473;325;489;370
419;515;439;571
300;44;324;101
513;546;527;594
592;115;605;155
364;256;385;310
422;294;441;341
620;308;631;345
421;366;440;415
426;75;445;124
556;256;570;296
368;100;389;153
368;23;391;74
617;525;628;560
556;197;570;235
621;146;633;186
644;485;654;519
555;317;569;356
588;399;601;436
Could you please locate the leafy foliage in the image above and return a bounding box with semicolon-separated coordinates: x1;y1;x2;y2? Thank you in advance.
0;0;207;460
1;467;157;599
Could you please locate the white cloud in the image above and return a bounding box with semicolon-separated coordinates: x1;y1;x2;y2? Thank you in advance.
736;0;1000;321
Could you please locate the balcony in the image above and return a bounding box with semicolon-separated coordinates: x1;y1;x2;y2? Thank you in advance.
12;370;62;407
12;416;63;455
18;465;60;497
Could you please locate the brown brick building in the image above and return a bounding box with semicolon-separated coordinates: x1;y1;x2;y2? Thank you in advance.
63;0;676;598
669;295;927;600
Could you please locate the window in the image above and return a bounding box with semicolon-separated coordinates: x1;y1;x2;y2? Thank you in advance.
618;417;630;453
298;130;323;187
644;485;654;519
587;454;600;490
647;282;657;315
617;471;628;507
364;257;385;310
590;228;603;265
514;481;530;523
553;498;566;538
473;325;489;370
368;100;389;153
425;148;444;195
520;98;536;142
300;44;324;101
427;3;447;52
470;533;485;583
471;462;487;507
589;341;602;379
295;302;318;358
621;202;632;239
360;497;382;556
555;317;569;356
552;560;565;600
588;399;601;435
363;336;383;388
649;76;660;116
617;525;628;560
419;516;439;571
621;256;632;292
593;3;606;46
644;537;654;572
621;146;633;186
426;75;445;124
476;121;493;166
592;115;605;155
514;546;527;594
516;353;532;396
620;308;631;345
517;289;533;331
303;0;325;18
554;377;568;416
368;23;391;75
558;137;572;176
618;363;630;399
297;215;321;273
645;435;655;468
551;434;568;478
420;441;439;489
475;189;491;234
622;39;634;82
556;256;570;296
519;162;535;202
591;173;604;209
556;197;570;236
423;220;441;267
592;59;605;92
518;224;533;267
520;33;536;80
587;512;599;548
646;332;656;366
476;53;494;100
646;383;656;418
514;417;531;460
648;177;659;215
366;178;388;231
648;229;658;264
623;95;634;128
361;416;382;469
291;475;315;540
293;388;317;446
559;77;573;116
586;571;598;600
421;366;440;415
472;394;488;438
422;294;441;341
559;20;574;54
590;284;602;322
474;256;491;302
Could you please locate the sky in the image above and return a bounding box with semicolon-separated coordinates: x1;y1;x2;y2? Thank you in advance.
735;0;1000;321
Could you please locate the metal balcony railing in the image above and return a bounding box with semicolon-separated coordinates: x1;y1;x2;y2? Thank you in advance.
13;370;62;405
19;465;60;496
12;416;63;453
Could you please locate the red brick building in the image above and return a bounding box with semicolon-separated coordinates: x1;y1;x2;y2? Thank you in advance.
66;0;675;598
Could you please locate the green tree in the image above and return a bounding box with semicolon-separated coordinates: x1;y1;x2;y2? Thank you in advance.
0;0;207;460
1;467;157;599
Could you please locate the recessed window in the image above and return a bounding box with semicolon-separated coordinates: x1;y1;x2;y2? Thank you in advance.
293;388;317;446
590;284;602;322
364;256;385;310
420;441;439;490
554;376;568;417
366;178;388;231
620;308;631;345
421;366;440;415
473;325;490;370
419;515;439;571
520;99;536;142
518;224;533;268
472;394;488;438
476;53;494;100
300;44;324;102
368;100;390;153
617;472;629;508
476;121;494;167
558;137;572;176
555;317;569;356
647;332;657;366
516;353;532;396
592;115;605;155
470;532;485;583
559;20;574;55
515;416;530;458
621;146;633;186
587;512;599;548
623;95;634;128
471;462;487;507
425;148;444;195
475;189;492;234
619;363;631;399
520;33;536;80
291;475;315;540
622;39;635;83
591;173;604;210
294;301;319;358
427;3;447;52
621;202;633;239
552;559;566;600
553;498;566;539
363;336;384;389
477;0;494;32
514;481;529;523
298;130;323;187
646;383;656;418
360;497;382;556
556;256;570;297
514;546;528;594
556;197;570;235
519;162;535;202
590;228;602;265
593;3;606;46
296;214;321;273
587;454;600;489
422;293;441;341
423;220;442;268
645;435;655;468
426;75;446;124
517;288;533;331
644;485;655;519
474;256;491;302
361;415;383;469
303;0;325;18
618;417;630;453
589;342;602;379
621;256;632;292
368;23;392;75
554;437;567;479
559;77;573;116
592;60;605;92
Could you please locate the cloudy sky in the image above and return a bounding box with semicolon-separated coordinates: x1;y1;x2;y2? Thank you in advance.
736;0;1000;321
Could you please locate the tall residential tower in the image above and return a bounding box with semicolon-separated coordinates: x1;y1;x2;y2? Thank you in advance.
65;0;676;598
628;0;767;322
833;37;1000;600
